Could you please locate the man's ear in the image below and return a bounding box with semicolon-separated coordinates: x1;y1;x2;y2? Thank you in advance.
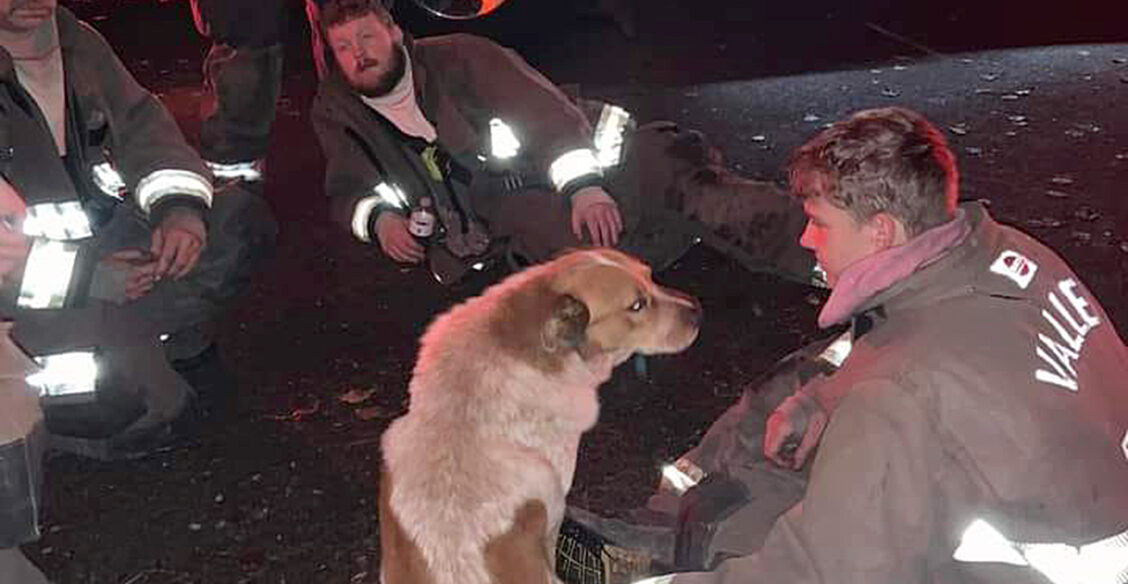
869;212;908;250
542;294;590;353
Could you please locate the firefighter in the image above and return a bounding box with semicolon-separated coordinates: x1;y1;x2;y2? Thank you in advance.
0;179;47;584
312;0;818;285
0;0;276;459
614;107;1128;583
190;0;293;185
189;0;391;185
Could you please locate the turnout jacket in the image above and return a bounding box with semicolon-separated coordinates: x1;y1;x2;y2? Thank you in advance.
0;7;212;230
675;203;1128;584
311;33;603;249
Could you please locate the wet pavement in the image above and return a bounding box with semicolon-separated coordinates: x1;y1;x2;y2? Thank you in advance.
22;1;1128;582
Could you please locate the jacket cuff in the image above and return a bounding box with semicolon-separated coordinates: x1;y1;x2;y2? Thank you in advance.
135;169;213;215
149;197;209;227
549;148;603;195
561;174;605;199
350;182;409;242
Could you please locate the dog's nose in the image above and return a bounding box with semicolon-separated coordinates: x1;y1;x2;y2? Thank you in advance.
665;288;703;327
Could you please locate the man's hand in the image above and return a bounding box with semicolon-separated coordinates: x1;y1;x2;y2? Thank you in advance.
571;186;622;248
0;178;28;286
374;212;425;264
151;207;206;280
100;249;159;301
763;393;828;470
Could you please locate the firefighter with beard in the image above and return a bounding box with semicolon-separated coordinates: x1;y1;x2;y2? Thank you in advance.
311;0;818;285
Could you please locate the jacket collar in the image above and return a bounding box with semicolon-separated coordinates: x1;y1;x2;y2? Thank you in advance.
821;202;992;328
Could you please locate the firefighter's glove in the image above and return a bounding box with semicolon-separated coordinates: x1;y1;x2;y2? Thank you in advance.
374;211;425;264
0;178;28;287
764;391;827;470
571;186;622;248
151;207;206;280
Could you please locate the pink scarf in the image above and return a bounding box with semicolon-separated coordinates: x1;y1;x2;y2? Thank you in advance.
819;209;971;328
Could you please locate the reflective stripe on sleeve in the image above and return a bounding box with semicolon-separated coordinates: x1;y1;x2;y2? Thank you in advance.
135;169;214;213
549;148;602;192
351;182;409;242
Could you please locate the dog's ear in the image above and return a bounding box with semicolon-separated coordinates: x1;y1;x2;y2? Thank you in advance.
541;294;590;353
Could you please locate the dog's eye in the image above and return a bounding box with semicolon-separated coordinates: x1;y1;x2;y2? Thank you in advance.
628;298;648;312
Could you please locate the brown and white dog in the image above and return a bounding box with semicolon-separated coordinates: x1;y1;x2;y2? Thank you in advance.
379;249;702;584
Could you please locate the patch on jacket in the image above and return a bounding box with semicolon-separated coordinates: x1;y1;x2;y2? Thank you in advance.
989;250;1038;289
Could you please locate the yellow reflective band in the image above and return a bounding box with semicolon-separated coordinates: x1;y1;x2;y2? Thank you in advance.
421;146;445;181
136;169;214;213
594;104;631;168
549;148;602;192
489;118;521;159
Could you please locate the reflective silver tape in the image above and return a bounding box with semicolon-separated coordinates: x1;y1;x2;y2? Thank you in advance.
351;182;408;242
549;148;602;192
954;519;1128;584
17;239;79;310
351;196;382;242
26;350;98;399
91;162;127;199
817;330;853;368
593;104;631;168
489;118;521;159
23;201;93;240
374;182;409;209
135;169;213;213
206;160;264;182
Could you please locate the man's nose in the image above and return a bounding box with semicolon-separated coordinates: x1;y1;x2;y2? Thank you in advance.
799;222;815;250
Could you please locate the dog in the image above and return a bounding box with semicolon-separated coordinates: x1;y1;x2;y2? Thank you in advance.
379;249;702;584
